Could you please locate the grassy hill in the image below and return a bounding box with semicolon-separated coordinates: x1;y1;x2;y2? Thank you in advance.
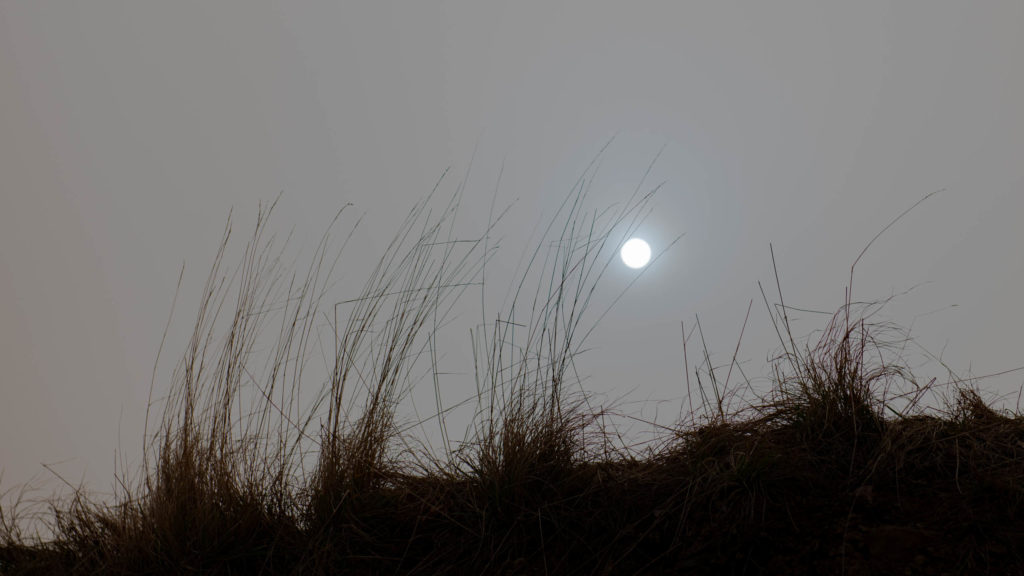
2;189;1022;575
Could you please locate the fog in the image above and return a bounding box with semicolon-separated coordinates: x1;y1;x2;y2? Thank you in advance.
2;1;1023;503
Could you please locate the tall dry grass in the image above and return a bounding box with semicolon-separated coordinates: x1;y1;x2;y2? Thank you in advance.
2;168;1023;575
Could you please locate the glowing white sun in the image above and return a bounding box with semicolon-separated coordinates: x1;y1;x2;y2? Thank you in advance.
620;238;651;269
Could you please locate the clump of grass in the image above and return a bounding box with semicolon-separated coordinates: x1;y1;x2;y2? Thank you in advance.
2;169;1024;575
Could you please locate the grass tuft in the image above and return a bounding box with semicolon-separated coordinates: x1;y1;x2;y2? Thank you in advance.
3;175;1023;575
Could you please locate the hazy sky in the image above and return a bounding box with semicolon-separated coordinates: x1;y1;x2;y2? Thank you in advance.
3;1;1023;499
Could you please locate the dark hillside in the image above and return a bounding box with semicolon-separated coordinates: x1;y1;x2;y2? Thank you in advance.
3;191;1021;575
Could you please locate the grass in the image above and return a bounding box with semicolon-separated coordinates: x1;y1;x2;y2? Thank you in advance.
2;165;1023;575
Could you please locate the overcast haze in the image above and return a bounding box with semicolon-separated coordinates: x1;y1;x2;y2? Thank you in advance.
3;2;1024;501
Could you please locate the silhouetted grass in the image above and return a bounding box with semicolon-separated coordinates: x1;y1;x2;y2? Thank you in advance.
2;173;1023;575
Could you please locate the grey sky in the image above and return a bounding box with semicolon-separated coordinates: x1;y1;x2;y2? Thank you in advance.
2;1;1023;500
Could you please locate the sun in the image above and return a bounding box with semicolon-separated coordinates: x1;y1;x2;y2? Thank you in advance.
620;238;651;269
